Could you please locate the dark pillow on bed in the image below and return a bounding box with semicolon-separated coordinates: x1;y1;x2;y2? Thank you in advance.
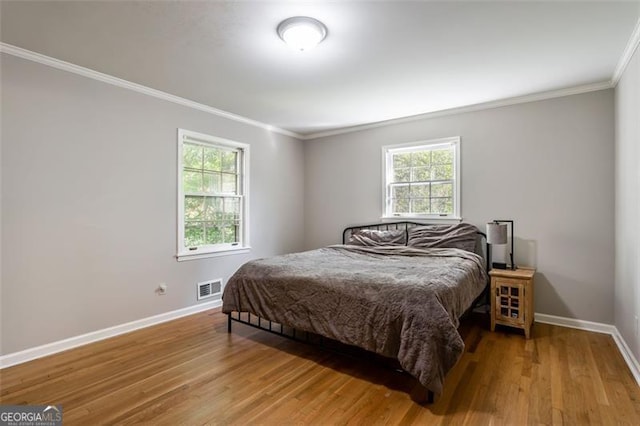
347;229;407;246
407;223;478;252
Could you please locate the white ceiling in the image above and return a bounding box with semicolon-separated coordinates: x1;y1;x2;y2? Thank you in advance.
1;1;639;136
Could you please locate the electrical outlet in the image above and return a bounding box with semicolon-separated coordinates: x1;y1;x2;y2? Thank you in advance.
158;283;167;295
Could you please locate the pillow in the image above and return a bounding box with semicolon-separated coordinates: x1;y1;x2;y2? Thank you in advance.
347;229;407;247
407;223;478;252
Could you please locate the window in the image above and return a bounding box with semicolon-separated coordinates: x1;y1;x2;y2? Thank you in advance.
382;137;460;219
177;129;249;261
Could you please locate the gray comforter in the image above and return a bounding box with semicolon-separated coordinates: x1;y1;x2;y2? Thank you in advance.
222;245;488;394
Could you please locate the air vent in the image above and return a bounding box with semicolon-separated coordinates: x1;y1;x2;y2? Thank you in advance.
197;279;222;301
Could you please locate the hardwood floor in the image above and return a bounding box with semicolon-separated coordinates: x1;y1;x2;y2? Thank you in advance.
2;308;640;425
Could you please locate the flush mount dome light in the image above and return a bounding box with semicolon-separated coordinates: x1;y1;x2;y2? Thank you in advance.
277;16;327;51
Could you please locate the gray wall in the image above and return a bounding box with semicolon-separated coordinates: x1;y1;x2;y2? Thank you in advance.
0;54;305;355
0;49;624;356
615;45;640;359
305;90;615;324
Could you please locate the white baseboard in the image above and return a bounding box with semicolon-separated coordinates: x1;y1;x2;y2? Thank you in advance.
611;330;640;386
535;312;617;334
0;300;222;369
535;312;640;386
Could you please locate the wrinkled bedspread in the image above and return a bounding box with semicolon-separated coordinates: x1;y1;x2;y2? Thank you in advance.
222;245;488;394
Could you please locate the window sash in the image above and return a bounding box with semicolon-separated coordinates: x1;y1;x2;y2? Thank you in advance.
183;195;242;226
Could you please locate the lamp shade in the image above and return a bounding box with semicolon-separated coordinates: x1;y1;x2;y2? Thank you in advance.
486;222;508;245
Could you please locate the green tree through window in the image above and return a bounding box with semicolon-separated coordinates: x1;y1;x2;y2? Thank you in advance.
183;143;240;247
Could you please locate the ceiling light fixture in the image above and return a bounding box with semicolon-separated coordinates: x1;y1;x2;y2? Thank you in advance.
277;16;327;51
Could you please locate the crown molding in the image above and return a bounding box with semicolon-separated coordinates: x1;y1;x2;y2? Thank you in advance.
0;42;303;140
612;17;640;86
302;80;613;140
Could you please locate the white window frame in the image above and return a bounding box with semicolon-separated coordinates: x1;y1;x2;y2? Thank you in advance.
177;129;250;261
382;136;461;221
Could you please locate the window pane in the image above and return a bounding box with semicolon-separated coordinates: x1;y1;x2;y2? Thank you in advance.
392;185;409;199
410;184;430;198
432;164;453;180
431;198;453;214
393;153;411;169
412;198;430;213
224;198;240;221
393;167;410;182
222;223;238;243
393;198;410;213
183;171;202;193
185;196;204;220
203;147;221;172
183;144;202;169
185;222;205;247
204;223;223;245
222;151;237;173
204;197;223;221
412;151;431;167
203;172;221;193
412;167;431;182
431;182;453;197
432;148;453;164
225;197;240;213
222;174;237;193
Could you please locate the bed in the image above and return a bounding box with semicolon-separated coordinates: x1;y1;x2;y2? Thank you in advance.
222;222;489;399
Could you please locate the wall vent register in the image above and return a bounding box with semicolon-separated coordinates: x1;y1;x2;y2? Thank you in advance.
198;279;222;300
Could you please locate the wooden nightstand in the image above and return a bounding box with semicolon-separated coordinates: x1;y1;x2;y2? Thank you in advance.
490;268;535;338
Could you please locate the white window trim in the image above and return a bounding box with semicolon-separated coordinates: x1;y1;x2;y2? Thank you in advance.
176;128;250;261
381;136;461;221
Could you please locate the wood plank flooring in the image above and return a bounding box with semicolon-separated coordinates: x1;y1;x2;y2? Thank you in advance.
1;308;640;425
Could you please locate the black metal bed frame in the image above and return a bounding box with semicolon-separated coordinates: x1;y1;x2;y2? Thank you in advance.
226;221;491;404
227;311;361;354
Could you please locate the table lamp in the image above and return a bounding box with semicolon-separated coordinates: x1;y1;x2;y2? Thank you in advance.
486;220;515;270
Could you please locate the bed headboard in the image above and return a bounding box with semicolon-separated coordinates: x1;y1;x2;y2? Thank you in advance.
342;221;490;272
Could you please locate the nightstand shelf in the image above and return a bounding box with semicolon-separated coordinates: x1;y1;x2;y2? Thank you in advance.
490;268;535;338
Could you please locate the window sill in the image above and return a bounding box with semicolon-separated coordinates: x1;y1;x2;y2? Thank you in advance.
176;247;251;262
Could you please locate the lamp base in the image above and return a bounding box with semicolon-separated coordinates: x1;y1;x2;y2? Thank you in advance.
492;262;508;270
